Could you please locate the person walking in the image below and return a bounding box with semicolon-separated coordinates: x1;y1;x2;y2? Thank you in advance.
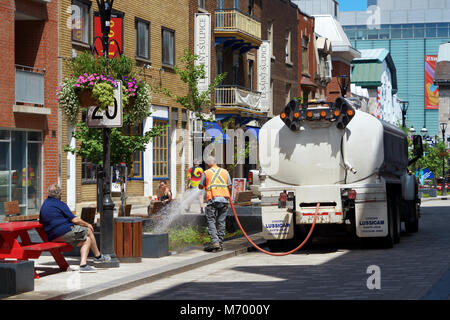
198;156;232;252
39;184;111;273
185;159;205;214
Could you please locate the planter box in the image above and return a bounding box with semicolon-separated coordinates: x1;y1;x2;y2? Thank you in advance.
142;233;169;258
0;260;34;296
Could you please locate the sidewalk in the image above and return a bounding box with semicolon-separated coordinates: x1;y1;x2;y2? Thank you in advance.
3;232;265;300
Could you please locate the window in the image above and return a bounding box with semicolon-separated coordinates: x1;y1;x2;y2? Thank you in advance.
267;22;273;57
248;0;254;15
234;0;240;9
285;30;292;64
217;0;223;9
135;18;150;60
233;51;240;85
82;159;98;184
248;60;254;91
72;0;90;44
216;47;224;75
123;125;143;179
153;120;169;178
0;131;42;216
162;28;175;67
199;0;206;9
302;37;309;75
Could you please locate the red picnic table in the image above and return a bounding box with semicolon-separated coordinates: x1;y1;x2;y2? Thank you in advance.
0;221;73;279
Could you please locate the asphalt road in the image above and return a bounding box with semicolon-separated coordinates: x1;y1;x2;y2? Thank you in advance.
101;200;450;300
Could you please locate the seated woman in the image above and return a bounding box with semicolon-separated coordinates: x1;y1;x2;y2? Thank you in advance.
148;180;173;214
158;180;172;206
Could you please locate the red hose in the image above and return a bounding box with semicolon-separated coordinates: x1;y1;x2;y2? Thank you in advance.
229;199;320;256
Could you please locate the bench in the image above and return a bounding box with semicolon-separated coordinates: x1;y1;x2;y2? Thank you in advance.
21;242;73;259
0;222;74;279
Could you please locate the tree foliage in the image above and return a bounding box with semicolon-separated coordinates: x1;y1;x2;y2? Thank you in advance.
153;49;227;121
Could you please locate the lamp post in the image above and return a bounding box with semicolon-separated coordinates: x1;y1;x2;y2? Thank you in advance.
96;0;119;268
400;100;409;128
441;122;448;196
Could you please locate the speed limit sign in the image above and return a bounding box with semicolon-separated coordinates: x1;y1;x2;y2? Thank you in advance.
86;80;123;128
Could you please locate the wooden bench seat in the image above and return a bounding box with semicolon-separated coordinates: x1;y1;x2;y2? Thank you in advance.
20;242;73;259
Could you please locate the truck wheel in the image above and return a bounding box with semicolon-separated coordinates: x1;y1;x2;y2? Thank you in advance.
405;202;419;233
379;198;395;248
405;220;419;233
393;199;401;244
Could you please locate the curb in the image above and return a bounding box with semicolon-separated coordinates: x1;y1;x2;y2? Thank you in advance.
47;236;265;300
420;196;449;202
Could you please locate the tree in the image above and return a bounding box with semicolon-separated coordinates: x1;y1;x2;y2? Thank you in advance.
153;49;226;121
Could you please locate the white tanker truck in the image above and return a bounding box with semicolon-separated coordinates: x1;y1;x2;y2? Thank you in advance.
257;97;424;249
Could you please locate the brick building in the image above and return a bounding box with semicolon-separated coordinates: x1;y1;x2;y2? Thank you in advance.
189;0;268;179
313;15;360;102
59;0;190;212
0;0;59;218
260;0;298;116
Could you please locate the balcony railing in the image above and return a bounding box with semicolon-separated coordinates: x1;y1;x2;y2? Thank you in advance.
15;65;45;106
215;9;261;42
215;86;262;111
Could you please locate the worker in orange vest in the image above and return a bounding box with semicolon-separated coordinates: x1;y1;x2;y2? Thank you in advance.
199;156;232;252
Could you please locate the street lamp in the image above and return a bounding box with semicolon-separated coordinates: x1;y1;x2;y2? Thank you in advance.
410;126;416;135
96;0;119;268
421;127;428;137
441;122;448;196
400;100;409;128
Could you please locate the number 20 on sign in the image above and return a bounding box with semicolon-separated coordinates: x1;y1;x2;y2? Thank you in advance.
86;81;123;128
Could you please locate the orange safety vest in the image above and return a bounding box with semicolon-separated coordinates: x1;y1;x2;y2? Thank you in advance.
204;166;230;202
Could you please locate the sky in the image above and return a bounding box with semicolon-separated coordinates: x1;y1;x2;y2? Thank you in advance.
339;0;367;12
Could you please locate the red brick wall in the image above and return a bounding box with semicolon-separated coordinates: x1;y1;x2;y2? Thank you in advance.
326;60;350;102
261;0;298;116
0;0;15;127
297;10;317;99
0;0;59;197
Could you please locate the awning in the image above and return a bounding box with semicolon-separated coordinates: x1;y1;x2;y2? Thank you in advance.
203;122;230;143
351;63;382;87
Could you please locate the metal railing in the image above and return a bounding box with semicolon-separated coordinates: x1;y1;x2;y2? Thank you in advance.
15;65;45;105
215;9;261;40
215;85;262;111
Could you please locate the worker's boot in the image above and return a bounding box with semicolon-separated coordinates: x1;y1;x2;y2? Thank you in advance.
204;242;221;252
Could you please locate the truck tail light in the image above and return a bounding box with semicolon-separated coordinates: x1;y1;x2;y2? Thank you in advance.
348;189;357;200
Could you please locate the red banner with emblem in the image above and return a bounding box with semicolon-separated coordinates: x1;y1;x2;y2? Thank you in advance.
94;13;123;58
425;55;439;110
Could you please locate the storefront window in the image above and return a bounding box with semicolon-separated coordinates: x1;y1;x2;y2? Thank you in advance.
0;130;42;216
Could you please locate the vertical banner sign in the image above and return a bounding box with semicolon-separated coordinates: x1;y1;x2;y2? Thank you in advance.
258;40;271;112
194;13;211;93
425;55;439;110
94;12;123;58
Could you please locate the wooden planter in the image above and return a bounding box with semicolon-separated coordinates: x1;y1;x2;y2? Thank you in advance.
78;90;97;108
